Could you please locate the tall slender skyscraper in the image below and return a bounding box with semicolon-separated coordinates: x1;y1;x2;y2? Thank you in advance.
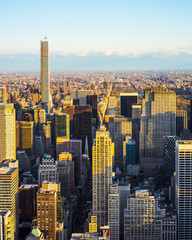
41;37;50;114
175;140;192;239
92;125;113;228
0;103;16;161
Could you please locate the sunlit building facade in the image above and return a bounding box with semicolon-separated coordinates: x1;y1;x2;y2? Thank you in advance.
41;38;50;113
92;125;113;228
0;103;16;161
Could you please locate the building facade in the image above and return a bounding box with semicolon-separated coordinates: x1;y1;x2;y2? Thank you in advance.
120;93;138;118
0;161;19;239
41;37;50;113
124;190;163;240
108;184;119;240
175;140;192;239
140;87;176;174
38;156;58;187
109;116;132;170
0;103;16;161
92;125;113;228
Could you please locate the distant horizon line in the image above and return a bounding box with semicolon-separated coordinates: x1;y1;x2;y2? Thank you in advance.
0;69;192;73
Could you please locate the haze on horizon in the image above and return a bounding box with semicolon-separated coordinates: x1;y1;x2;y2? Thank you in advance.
1;0;192;71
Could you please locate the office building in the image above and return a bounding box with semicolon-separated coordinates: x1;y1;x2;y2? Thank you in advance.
0;211;14;240
118;183;130;238
2;86;7;103
161;215;177;240
132;104;141;162
0;161;19;239
54;113;70;139
92;125;113;228
86;95;98;127
56;138;82;185
164;136;180;178
108;185;119;240
73;105;92;159
73;90;93;105
39;109;46;124
42;121;51;153
37;185;57;240
57;153;75;198
176;110;188;136
19;184;38;223
0;103;16;161
19;121;34;155
124;190;162;240
140;87;176;174
41;182;63;222
38;155;58;187
120;93;138;118
34;134;45;157
41;37;50;113
175;140;192;239
16;150;30;172
126;139;136;166
107;97;116;116
109;116;132;170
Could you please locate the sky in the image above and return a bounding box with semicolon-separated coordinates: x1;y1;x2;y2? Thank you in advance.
1;0;192;71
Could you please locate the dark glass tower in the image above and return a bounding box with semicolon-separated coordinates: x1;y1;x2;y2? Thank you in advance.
120;93;138;118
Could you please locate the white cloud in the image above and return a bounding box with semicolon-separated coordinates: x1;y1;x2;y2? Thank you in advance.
1;46;192;58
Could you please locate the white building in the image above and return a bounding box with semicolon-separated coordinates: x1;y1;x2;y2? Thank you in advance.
108;184;119;240
38;155;58;187
175;140;192;239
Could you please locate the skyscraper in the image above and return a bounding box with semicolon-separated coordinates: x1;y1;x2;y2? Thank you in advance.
0;160;19;239
0;103;16;161
132;104;141;162
108;116;132;170
19;121;34;155
92;125;113;228
175;140;192;239
120;93;138;118
107;97;116;116
38;155;58;187
176;110;188;136
108;184;119;240
73;105;92;159
164;136;180;178
41;37;50;113
54;113;70;139
124;190;163;240
118;183;130;239
140;87;176;174
37;185;57;240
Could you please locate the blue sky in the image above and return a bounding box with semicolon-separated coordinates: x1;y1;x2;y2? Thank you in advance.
1;0;192;71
